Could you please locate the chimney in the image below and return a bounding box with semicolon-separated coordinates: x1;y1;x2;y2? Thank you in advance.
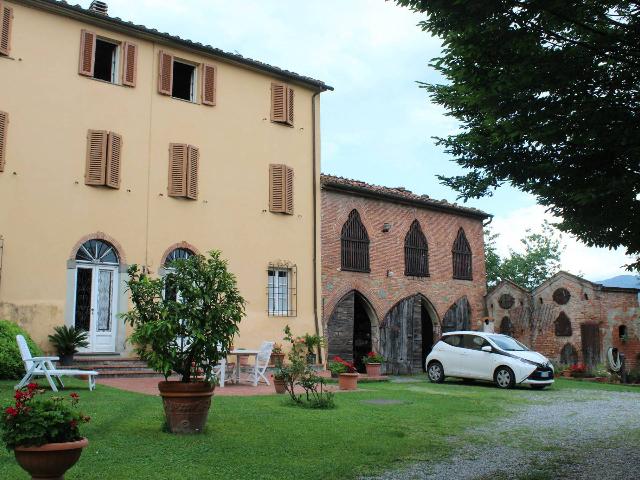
88;1;108;15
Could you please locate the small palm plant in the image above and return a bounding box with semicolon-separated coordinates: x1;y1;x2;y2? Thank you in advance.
48;326;89;366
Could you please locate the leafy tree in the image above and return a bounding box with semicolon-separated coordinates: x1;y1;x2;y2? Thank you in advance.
123;251;245;383
486;222;563;290
395;0;640;269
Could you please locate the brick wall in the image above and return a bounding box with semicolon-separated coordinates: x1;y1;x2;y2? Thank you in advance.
486;272;640;369
321;189;488;345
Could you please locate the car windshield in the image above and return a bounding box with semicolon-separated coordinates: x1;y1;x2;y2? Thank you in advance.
488;335;530;351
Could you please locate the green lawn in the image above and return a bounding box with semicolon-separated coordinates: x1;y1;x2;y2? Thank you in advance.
0;378;635;479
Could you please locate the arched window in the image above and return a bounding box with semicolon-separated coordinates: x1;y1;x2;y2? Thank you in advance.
452;228;472;280
560;343;578;365
341;210;370;272
164;247;194;266
500;316;513;336
404;220;428;277
75;239;119;264
554;312;572;336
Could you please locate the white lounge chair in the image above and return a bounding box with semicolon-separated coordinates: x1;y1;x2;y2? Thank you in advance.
15;335;99;392
240;341;274;386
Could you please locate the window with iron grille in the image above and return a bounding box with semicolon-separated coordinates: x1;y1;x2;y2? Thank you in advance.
404;220;429;277
341;209;370;273
267;263;297;316
452;228;472;280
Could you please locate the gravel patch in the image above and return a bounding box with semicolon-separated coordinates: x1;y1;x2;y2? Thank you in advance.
363;387;640;480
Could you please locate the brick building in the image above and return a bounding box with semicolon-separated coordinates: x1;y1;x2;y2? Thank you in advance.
486;271;640;369
321;175;490;374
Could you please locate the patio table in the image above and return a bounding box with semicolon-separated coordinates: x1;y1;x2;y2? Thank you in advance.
229;349;260;386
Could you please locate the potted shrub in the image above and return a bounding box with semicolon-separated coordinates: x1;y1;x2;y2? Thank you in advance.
1;383;90;479
328;359;348;379
270;343;285;367
302;333;325;365
362;351;384;377
123;251;245;434
47;326;89;366
333;356;358;390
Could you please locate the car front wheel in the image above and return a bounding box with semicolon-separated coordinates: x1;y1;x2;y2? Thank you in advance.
427;361;445;383
494;366;515;389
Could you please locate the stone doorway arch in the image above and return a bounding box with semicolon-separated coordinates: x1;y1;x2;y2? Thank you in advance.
326;290;379;372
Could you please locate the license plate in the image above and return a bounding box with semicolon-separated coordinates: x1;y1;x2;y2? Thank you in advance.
540;372;549;378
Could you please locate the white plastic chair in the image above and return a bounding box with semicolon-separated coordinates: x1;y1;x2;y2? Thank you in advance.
15;335;99;392
240;341;274;386
209;343;234;388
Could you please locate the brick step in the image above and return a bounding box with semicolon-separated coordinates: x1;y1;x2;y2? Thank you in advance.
70;357;146;366
93;369;165;379
62;364;153;372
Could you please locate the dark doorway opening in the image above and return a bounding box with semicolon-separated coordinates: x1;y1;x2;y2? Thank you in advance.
581;323;601;369
420;302;433;372
353;293;372;373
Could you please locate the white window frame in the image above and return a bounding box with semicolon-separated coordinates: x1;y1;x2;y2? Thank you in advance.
172;58;198;103
268;268;290;316
94;37;120;85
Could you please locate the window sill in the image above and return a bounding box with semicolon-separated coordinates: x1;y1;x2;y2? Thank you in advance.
340;268;371;274
268;313;297;317
86;76;122;87
453;277;473;281
171;96;199;105
270;120;294;128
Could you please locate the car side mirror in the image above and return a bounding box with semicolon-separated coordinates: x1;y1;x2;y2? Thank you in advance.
481;345;493;353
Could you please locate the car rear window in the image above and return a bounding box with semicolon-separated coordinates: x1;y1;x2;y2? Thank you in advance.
442;335;462;347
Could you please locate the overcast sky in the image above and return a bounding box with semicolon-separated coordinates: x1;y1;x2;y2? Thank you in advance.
102;0;635;281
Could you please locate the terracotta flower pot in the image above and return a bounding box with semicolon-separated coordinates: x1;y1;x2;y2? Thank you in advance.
14;437;88;480
365;363;382;377
158;381;214;434
338;372;358;391
270;352;285;367
273;377;287;394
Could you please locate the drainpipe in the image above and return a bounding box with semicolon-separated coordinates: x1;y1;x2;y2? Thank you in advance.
311;90;322;364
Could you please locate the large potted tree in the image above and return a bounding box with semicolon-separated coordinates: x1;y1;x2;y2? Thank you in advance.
123;251;245;435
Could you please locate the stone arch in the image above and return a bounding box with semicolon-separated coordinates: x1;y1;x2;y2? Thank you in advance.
442;296;472;333
326;290;379;372
380;293;441;375
69;232;127;264
560;343;578;365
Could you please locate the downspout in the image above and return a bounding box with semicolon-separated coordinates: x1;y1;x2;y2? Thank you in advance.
312;90;322;364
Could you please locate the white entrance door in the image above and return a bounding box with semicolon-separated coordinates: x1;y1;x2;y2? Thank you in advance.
74;265;118;353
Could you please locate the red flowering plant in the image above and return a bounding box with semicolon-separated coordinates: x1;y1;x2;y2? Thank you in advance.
570;363;587;373
328;356;357;375
1;383;90;450
362;351;384;364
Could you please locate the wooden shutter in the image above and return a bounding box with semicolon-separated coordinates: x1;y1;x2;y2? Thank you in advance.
271;83;286;123
105;132;122;189
285;166;294;214
269;164;285;213
122;42;138;87
0;4;13;57
78;29;96;77
286;87;294;126
0;111;7;172
201;64;217;106
186;145;199;200
158;50;173;95
85;130;108;185
168;143;187;197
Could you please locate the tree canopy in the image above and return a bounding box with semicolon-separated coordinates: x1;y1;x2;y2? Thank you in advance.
485;222;563;290
396;0;640;269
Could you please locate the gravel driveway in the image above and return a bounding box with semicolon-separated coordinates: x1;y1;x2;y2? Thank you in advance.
364;384;640;480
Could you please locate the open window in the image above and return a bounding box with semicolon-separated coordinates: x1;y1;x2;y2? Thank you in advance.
94;39;118;83
172;60;196;102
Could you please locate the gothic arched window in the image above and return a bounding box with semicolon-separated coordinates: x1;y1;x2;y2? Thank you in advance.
452;228;472;280
404;220;429;277
341;210;370;272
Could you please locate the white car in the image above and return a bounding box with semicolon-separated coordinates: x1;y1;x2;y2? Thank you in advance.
425;331;554;389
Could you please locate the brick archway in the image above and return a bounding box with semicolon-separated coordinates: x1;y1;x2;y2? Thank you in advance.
68;232;127;264
159;241;201;267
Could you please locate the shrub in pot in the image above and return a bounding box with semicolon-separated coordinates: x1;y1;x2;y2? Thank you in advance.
362;351;384;377
301;333;325;365
0;320;43;380
123;251;245;434
328;359;348;379
48;326;89;366
332;356;358;390
1;383;90;479
270;343;285;367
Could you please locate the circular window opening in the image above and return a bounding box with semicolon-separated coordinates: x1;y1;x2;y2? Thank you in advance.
553;288;571;305
498;293;515;310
